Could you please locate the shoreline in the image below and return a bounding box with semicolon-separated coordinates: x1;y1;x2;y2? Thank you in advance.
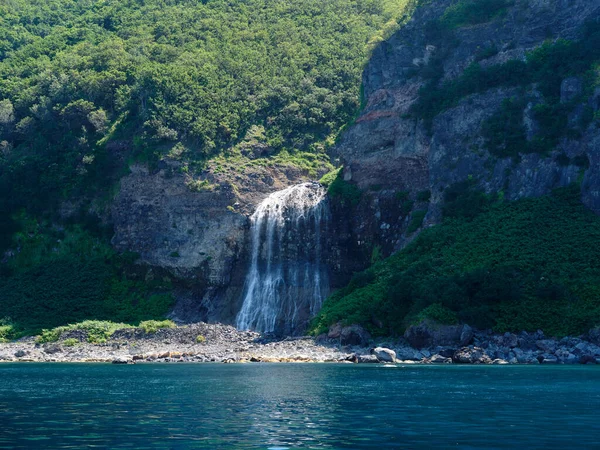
1;322;600;365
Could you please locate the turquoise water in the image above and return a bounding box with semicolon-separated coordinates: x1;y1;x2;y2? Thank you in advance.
0;364;599;449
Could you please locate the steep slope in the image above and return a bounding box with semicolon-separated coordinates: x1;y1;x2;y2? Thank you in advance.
333;0;600;255
316;0;600;336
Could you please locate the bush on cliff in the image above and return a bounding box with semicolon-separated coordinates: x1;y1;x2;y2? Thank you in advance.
0;222;173;336
312;185;600;337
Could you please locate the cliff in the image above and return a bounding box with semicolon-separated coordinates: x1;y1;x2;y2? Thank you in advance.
334;0;600;258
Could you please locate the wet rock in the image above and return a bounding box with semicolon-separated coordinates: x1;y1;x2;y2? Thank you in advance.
492;359;509;365
372;347;396;363
430;354;452;364
357;354;379;364
452;347;491;364
394;347;421;361
579;355;598;365
404;320;473;349
340;325;371;347
539;355;559;364
437;348;456;358
536;340;557;353
494;332;518;349
112;356;131;364
327;323;343;339
43;344;63;354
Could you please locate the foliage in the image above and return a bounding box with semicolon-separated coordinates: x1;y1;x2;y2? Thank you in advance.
0;222;173;335
415;303;458;325
139;320;176;334
196;335;206;344
442;179;492;220
411;17;600;156
327;169;362;206
440;0;513;29
312;185;600;337
0;0;412;236
416;190;431;202
62;338;79;347
0;318;16;343
36;320;134;344
319;167;342;187
406;210;427;233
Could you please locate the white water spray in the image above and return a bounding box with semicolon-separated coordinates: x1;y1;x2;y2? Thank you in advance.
236;182;330;335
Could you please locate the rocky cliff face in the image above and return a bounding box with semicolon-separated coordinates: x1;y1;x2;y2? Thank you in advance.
334;0;600;259
110;0;600;329
111;157;323;325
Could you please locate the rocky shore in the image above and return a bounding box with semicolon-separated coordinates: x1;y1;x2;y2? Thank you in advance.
2;321;600;365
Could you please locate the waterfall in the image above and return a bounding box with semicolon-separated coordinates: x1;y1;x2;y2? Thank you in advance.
236;182;330;335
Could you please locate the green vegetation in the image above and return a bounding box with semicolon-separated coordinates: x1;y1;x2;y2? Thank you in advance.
406;210;427;233
62;338;79;347
0;219;173;336
326;169;362;206
0;0;413;243
139;320;176;334
36;320;134;344
440;0;513;29
411;14;600;156
0;318;15;343
196;335;206;344
415;303;458;326
312;185;600;337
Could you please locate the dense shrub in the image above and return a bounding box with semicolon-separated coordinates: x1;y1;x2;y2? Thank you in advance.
0;0;413;228
0;223;173;335
327;169;362;206
312;185;600;337
411;17;600;156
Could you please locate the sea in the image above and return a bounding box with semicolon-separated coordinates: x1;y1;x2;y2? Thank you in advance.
0;363;598;449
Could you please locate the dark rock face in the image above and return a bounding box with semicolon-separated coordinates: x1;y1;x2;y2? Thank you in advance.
340;324;372;347
111;162;324;326
404;320;473;349
331;0;600;267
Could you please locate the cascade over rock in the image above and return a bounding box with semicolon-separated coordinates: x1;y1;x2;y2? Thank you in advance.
236;182;330;335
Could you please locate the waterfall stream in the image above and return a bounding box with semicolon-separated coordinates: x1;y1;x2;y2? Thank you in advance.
236;182;330;335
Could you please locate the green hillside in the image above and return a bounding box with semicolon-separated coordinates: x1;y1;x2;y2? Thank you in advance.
312;185;600;338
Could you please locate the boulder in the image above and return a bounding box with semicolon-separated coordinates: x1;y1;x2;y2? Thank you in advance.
404;320;473;349
579;355;597;365
43;343;63;354
494;332;518;349
340;325;371;347
438;348;456;358
357;354;379;364
452;347;492;364
539;355;559;364
588;327;600;345
395;347;421;361
492;359;509;365
14;350;29;358
430;354;452;364
112;356;131;364
373;347;396;363
536;339;557;353
327;323;343;339
555;349;578;364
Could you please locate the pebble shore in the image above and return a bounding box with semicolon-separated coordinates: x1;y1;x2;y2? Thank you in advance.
1;322;600;365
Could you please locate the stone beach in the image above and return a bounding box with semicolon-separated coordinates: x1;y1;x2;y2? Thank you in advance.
1;322;600;365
